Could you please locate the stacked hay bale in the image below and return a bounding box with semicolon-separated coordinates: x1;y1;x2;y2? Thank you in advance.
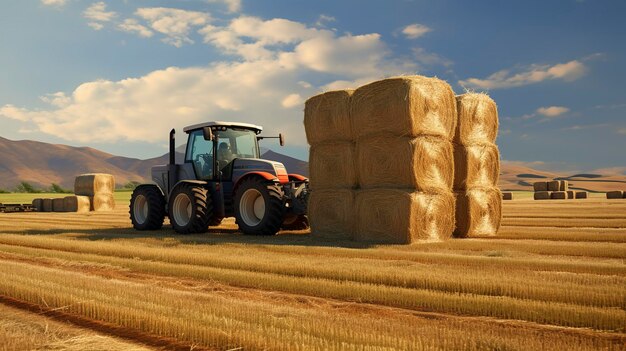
75;174;116;211
532;180;581;200
606;190;624;199
452;93;501;237
502;192;513;200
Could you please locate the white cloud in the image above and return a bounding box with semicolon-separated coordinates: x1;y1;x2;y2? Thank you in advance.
118;19;153;38
459;60;587;90
281;94;302;109
83;2;116;30
0;105;31;122
412;47;452;67
315;14;336;27
536;106;569;117
136;7;211;47
206;0;241;13
41;0;67;7
40;92;71;108
402;23;431;39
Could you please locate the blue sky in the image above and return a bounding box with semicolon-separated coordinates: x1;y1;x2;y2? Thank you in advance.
1;0;625;173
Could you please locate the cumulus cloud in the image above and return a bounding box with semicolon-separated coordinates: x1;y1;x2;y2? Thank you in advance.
136;7;211;47
41;0;67;7
118;18;153;38
40;92;71;108
459;60;587;90
207;0;241;13
83;2;116;30
315;14;336;27
536;106;569;117
281;94;302;109
402;23;431;39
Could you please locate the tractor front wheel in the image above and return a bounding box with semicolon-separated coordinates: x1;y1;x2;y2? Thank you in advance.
235;178;284;235
169;183;213;234
130;185;166;230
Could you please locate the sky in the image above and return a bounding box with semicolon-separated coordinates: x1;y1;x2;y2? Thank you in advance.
1;0;625;173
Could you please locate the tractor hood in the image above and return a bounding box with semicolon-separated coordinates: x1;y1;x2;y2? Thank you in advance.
232;158;289;183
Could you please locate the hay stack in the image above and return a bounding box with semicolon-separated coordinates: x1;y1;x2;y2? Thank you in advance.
91;193;115;211
64;196;91;213
566;190;575;199
351;76;457;139
52;198;66;212
547;180;560;192
355;189;455;244
576;191;588;199
308;189;354;240
309;142;357;190
357;134;453;193
502;192;513;200
454;93;498;145
551;191;567;200
74;174;115;197
454;187;502;238
42;198;53;212
304;90;354;144
534;191;551;200
560;180;569;191
32;198;43;212
606;191;624;199
533;182;548;192
453;143;500;189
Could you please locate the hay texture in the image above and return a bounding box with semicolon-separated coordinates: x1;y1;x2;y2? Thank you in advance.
354;189;455;244
304;90;354;145
502;192;513;200
42;199;53;212
534;191;551;200
351;76;456;139
309;142;357;190
576;191;588;199
547;181;560;192
454;93;498;145
454;187;502;238
31;198;43;212
52;198;66;212
64;196;91;213
308;189;354;239
560;180;569;191
74;174;115;196
357;134;453;193
453;142;500;189
606;191;624;199
566;190;575;199
90;193;115;211
551;191;567;200
533;182;548;192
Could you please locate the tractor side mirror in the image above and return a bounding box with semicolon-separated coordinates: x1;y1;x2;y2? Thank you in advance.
279;133;285;146
203;127;214;141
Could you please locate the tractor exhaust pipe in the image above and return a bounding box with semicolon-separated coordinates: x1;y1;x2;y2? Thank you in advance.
168;128;178;195
169;129;175;165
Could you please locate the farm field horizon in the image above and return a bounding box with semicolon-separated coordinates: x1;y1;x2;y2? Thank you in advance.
0;195;624;350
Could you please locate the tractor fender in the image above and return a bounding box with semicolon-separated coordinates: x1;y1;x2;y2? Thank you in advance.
288;174;308;182
167;180;208;201
135;183;165;196
233;172;279;194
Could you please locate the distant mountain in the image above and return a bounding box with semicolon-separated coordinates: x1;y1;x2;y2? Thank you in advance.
261;149;308;176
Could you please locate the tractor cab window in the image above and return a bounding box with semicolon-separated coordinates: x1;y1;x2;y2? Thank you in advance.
216;128;259;179
186;130;214;180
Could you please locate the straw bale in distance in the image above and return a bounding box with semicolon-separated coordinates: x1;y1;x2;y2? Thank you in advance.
351;76;456;139
309;142;357;190
304;90;354;145
606;190;624;199
357;134;453;193
453;142;500;190
533;182;548;192
308;189;354;240
575;191;588;199
502;192;513;200
63;195;91;213
454;93;499;144
547;180;560;192
74;174;115;196
52;198;66;212
90;193;115;211
31;198;43;212
355;189;455;244
534;191;550;200
551;191;567;200
559;180;569;191
41;198;53;212
624;192;626;199
566;190;575;199
454;187;502;238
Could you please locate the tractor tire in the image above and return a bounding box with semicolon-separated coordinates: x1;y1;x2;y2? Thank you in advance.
281;215;309;230
130;185;166;230
168;183;213;234
234;178;284;235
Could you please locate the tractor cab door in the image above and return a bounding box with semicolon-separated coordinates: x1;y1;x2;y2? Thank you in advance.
186;130;215;180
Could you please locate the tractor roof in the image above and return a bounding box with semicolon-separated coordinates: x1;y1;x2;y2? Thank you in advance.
183;121;263;134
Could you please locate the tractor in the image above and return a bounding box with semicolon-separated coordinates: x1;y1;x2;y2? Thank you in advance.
129;121;309;235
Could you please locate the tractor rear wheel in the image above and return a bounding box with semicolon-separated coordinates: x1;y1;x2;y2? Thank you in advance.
130;185;166;230
235;178;284;235
169;183;212;234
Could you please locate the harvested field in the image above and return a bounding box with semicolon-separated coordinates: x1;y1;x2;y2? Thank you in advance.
0;193;624;350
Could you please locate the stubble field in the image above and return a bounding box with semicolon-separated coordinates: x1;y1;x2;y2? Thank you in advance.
0;193;624;350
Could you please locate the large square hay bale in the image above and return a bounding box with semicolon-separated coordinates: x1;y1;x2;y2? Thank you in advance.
566;190;575;199
453;142;500;190
52;198;66;212
309;142;357;190
304;90;354;145
351;76;456;139
575;191;588;199
534;191;550;200
309;189;354;240
42;198;53;212
533;182;548;192
606;191;624;199
454;187;502;238
547;180;560;192
551;191;567;200
75;174;115;196
90;193;115;211
502;192;513;200
559;180;569;191
355;189;455;244
357;134;453;193
64;196;91;213
454;93;498;145
31;198;43;212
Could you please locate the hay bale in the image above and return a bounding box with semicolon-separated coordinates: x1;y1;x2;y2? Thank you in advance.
52;198;66;212
74;174;115;196
31;198;44;212
559;180;569;191
42;198;53;212
309;142;357;190
355;189;455;244
454;187;502;238
624;192;626;199
533;182;548;192
357;134;453;193
453;142;500;190
547;180;560;192
63;196;91;213
502;192;513;200
351;76;456;140
551;191;567;200
534;191;551;200
566;190;575;199
308;189;354;240
90;193;115;211
606;191;624;199
304;90;354;145
454;93;498;144
575;191;588;199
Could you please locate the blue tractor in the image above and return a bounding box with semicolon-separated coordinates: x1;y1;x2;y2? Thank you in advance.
129;121;309;235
